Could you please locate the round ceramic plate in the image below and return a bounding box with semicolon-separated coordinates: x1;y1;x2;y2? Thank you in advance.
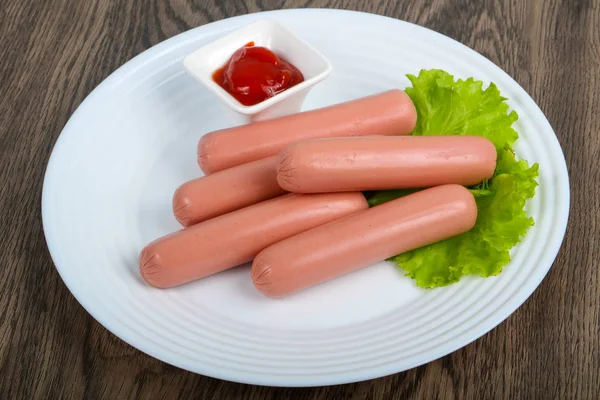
42;9;569;386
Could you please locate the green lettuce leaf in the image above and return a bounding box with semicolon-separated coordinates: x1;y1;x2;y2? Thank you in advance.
368;69;539;288
406;69;519;149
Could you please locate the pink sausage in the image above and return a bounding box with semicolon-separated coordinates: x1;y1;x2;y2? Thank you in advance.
198;90;417;174
277;136;497;193
173;156;285;227
140;192;368;288
252;185;477;298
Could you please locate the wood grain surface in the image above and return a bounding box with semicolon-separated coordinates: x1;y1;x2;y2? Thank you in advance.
1;0;598;398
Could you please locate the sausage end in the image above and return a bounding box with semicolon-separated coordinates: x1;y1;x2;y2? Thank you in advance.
276;146;303;193
251;252;284;298
447;184;478;232
172;184;196;227
403;92;418;134
386;89;418;135
481;137;498;179
139;246;170;289
197;134;217;174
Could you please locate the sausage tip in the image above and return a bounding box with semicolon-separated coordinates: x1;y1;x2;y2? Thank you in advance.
197;134;217;174
402;92;418;133
275;147;301;192
383;89;418;134
172;185;195;227
481;137;498;179
251;254;281;298
139;247;168;288
445;184;478;231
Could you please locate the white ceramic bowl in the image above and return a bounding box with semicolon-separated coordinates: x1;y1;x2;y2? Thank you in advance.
183;19;333;122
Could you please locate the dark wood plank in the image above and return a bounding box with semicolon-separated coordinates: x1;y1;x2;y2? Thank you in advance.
0;0;598;399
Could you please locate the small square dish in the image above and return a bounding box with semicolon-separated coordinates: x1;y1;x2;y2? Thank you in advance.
183;19;332;122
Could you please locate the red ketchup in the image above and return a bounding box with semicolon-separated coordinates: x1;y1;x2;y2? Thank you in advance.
212;42;304;106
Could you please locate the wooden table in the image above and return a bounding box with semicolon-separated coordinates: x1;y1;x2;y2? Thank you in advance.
1;0;598;398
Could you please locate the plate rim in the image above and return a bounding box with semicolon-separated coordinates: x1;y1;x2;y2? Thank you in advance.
41;8;571;387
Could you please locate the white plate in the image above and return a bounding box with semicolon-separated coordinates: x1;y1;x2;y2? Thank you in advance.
42;9;570;386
